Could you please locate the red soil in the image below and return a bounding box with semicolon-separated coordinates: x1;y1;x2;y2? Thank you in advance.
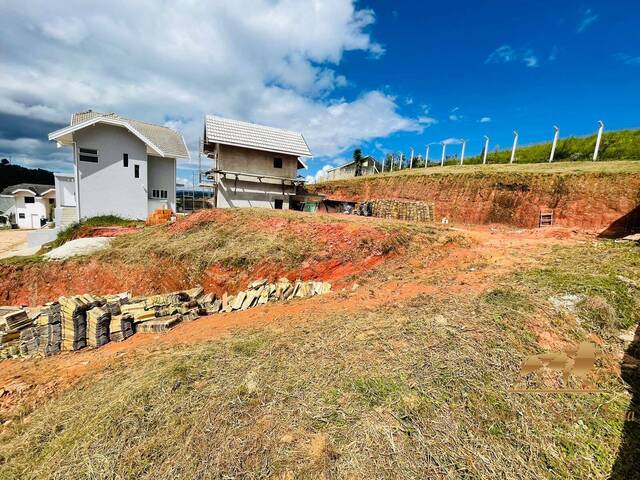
311;173;640;234
0;225;576;420
0;259;190;306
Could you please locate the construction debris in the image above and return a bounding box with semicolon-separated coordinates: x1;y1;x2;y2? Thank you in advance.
360;199;435;222
0;278;331;360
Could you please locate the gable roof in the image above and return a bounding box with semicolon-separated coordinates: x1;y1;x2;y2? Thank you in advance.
326;155;376;173
204;115;312;160
49;111;190;159
0;183;55;196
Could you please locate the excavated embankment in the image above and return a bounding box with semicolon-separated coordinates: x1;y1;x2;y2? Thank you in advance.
310;165;640;234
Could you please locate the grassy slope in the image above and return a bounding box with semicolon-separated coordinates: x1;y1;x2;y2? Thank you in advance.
1;241;638;479
463;129;640;165
311;160;640;190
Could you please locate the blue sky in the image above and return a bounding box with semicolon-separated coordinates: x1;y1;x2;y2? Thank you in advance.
0;0;638;183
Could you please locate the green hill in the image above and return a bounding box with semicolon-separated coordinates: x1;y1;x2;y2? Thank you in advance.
0;163;55;192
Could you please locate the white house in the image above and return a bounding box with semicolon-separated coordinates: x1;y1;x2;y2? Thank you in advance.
203;116;312;209
48;110;190;221
0;183;56;229
322;156;378;182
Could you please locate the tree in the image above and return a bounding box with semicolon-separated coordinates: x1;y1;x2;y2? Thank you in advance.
353;148;364;177
1;158;9;165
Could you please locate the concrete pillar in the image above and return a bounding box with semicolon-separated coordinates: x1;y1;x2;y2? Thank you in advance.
460;140;466;165
410;148;414;168
593;120;604;161
425;145;429;168
482;136;489;164
510;130;518;164
549;126;559;163
441;143;446;166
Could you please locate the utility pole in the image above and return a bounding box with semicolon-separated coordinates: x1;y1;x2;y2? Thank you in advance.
381;155;385;173
409;147;414;168
510;130;518;164
482;136;489;164
425;144;429;168
399;152;403;170
549;126;559;162
460;140;467;165
593;120;604;161
440;142;446;167
390;154;394;172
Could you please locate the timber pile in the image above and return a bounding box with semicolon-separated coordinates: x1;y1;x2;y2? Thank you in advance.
0;278;331;361
357;199;435;222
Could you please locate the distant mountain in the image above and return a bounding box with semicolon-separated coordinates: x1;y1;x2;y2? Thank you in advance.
0;162;55;192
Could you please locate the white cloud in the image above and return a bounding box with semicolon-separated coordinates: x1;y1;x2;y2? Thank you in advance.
306;164;333;184
449;114;461;121
478;116;492;123
418;116;438;126
548;45;558;61
0;0;419;174
577;8;598;33
40;17;88;45
441;137;463;145
485;45;539;68
615;53;640;65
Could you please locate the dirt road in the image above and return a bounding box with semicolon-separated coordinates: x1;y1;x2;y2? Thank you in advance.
0;230;30;259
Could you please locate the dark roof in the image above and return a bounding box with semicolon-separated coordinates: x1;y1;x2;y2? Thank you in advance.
0;183;55;196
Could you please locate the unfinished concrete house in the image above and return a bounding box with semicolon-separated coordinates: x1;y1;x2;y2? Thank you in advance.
203;116;312;209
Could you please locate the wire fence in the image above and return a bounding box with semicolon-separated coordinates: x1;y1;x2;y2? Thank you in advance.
319;122;640;181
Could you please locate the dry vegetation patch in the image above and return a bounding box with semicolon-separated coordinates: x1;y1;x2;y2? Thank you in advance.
1;240;638;479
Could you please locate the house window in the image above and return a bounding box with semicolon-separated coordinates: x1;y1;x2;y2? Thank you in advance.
134;165;140;178
274;199;283;210
79;148;98;162
19;213;25;219
24;196;35;204
273;157;283;169
123;153;129;167
151;189;168;199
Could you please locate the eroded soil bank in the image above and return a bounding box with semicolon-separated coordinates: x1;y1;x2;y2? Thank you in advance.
310;163;640;234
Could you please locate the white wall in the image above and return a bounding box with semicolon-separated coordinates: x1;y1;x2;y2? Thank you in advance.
14;192;53;229
147;156;176;213
55;174;76;207
217;179;293;209
74;124;149;219
216;144;299;209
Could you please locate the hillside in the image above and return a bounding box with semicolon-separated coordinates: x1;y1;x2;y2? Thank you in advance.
310;160;640;234
0;219;639;479
0;209;448;306
463;129;640;165
0;163;54;192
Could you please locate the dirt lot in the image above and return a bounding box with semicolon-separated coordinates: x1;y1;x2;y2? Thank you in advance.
0;223;583;419
1;212;638;479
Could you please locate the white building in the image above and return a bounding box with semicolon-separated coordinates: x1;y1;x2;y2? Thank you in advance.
48;111;190;221
203;116;312;209
322;156;378;182
0;183;56;229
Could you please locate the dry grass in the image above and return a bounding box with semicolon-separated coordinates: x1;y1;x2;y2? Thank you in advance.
96;209;446;276
1;240;638;479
